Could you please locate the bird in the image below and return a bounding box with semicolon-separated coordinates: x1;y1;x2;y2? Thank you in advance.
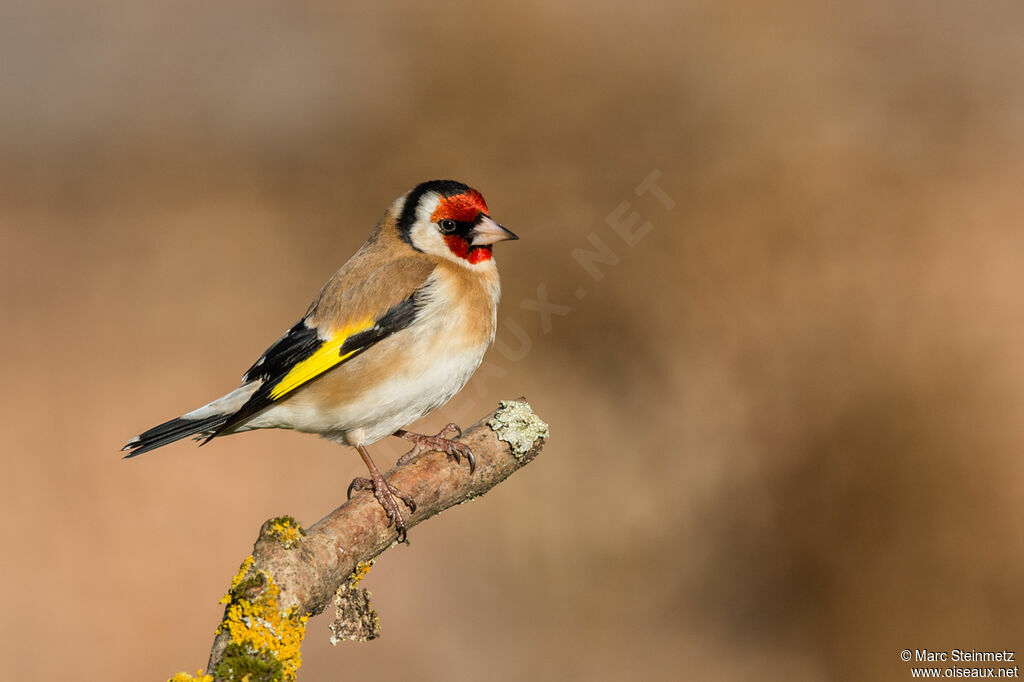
123;179;519;541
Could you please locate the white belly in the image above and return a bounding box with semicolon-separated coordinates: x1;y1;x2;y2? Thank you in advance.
331;346;485;444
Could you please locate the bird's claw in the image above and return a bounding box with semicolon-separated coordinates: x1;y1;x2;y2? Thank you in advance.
348;476;416;511
396;423;476;473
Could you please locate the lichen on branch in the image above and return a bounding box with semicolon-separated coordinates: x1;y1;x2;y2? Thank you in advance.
213;555;309;681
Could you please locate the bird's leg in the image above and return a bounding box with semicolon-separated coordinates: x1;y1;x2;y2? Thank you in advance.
349;444;416;542
394;423;476;472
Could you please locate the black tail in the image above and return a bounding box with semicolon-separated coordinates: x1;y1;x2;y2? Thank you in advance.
122;414;227;458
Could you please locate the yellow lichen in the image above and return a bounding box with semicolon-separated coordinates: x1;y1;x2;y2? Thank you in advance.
266;516;306;549
215;556;309;682
350;560;373;586
167;671;213;682
220;556;256;604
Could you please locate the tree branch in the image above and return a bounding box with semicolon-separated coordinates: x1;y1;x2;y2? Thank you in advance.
199;399;549;682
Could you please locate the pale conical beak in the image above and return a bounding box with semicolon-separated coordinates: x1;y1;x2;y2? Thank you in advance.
471;215;519;246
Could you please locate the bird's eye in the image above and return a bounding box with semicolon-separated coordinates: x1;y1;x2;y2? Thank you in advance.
438;219;458;234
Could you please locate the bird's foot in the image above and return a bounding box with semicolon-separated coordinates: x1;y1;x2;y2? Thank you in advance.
395;423;476;472
350;445;417;542
391;421;475;471
348;477;417;512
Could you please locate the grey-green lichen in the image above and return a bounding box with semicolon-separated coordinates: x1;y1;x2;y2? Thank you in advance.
487;399;549;460
330;561;380;644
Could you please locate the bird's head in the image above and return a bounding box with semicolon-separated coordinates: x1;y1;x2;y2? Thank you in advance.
396;180;518;266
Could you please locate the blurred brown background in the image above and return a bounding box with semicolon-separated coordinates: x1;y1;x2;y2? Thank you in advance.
3;1;1024;680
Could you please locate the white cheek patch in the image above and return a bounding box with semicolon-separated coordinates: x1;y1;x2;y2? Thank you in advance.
409;193;448;255
409;221;444;254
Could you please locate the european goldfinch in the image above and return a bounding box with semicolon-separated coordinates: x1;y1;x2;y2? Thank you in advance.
123;180;518;540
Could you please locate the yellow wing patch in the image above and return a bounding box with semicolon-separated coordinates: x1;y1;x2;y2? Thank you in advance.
268;317;375;400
